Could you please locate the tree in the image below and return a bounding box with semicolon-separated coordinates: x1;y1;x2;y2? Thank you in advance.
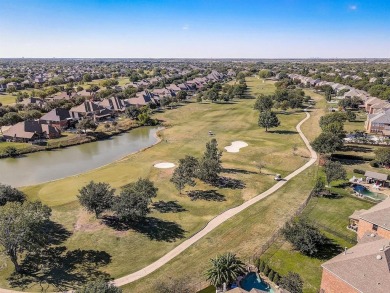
280;272;304;293
77;181;115;218
281;218;326;256
258;69;273;78
319;112;347;129
256;161;266;174
311;132;343;155
77;118;98;133
324;160;347;187
125;105;140;120
313;178;325;196
273;272;280;285
0;201;51;272
76;278;122;293
3;146;18;157
82;73;92;82
0;184;26;206
346;110;356;121
258;111;280;132
176;90;187;102
170;156;199;194
2;112;23;125
6;86;17;95
112;178;158;222
87;84;100;94
197;139;222;183
254;94;274;112
205;252;246;289
375;148;390;166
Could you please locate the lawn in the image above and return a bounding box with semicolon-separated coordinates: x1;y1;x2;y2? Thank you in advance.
261;194;373;293
0;78;315;290
0;93;16;105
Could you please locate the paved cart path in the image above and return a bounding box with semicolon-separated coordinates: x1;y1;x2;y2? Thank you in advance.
0;109;317;293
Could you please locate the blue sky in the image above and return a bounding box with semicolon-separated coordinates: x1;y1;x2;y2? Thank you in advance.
0;0;389;58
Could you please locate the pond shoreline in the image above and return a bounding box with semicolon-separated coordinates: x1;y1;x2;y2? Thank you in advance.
0;121;155;160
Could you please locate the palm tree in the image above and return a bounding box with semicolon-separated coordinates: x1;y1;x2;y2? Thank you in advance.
205;252;246;290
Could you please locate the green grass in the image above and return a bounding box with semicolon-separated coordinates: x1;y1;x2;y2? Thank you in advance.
262;195;373;293
0;93;16;105
0;78;317;290
122;166;317;292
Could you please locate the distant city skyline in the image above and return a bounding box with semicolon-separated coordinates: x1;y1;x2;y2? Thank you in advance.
1;0;389;58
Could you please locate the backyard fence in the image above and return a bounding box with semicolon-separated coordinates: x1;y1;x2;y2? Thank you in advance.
250;189;315;263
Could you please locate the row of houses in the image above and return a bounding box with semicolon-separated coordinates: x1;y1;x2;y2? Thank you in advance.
288;74;390;136
2;70;228;142
320;196;390;292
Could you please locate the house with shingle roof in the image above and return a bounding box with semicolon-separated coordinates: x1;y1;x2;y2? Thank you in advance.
320;197;390;293
365;109;390;134
39;108;72;129
70;101;112;121
100;97;128;113
3;120;61;142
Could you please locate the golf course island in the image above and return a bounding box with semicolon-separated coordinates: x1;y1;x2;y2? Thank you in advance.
0;75;322;292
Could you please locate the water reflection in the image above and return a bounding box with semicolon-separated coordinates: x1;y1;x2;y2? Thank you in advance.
0;127;161;187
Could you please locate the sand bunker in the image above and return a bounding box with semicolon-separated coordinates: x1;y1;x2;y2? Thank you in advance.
154;162;175;169
224;141;248;153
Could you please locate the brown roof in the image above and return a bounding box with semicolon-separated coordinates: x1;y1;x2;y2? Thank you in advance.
40;108;71;122
3;121;59;139
322;238;390;293
359;197;390;231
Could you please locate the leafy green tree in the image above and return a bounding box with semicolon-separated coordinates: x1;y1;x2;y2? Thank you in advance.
0;201;51;272
77;181;115;218
263;264;270;276
6;86;17;95
280;272;304;293
258;69;273;78
273;272;280;285
319;112;347;129
258;111;280;132
3;146;19;157
346;110;356;121
205;252;246;289
2;112;23;125
375;148;390;167
268;270;274;281
77;118;98;133
281;218;326;256
259;260;265;272
313;178;325;196
321;121;346;138
176;91;187;102
254;94;274;112
88;84;100;94
324;161;347;187
0;184;25;206
82;73;92;82
198;139;222;183
125;105;140;120
170;156;199;194
76;278;122;293
112;179;158;222
311;132;343;155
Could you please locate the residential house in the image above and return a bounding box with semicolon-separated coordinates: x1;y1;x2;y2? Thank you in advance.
365;109;390;134
19;97;46;109
127;91;159;107
320;197;390;293
70;101;112;121
3;120;61;142
39;108;72;129
100;97;128;113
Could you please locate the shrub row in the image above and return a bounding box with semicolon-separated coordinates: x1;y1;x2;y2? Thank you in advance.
255;258;280;285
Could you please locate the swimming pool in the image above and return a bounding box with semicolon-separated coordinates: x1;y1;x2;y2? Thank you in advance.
353;185;387;201
240;272;274;292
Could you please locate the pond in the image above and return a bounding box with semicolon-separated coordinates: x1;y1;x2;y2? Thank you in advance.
0;126;161;187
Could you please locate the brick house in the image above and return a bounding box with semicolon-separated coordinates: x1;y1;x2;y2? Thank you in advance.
3;120;61;142
39;108;73;129
320;197;390;293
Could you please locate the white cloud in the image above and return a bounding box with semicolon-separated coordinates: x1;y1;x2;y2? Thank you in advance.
182;24;189;30
349;4;357;11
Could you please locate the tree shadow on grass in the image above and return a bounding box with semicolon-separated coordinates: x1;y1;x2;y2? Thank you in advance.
222;168;257;175
312;238;344;260
8;247;111;291
187;190;226;201
152;200;187;213
40;220;72;246
212;176;245;189
268;130;298;135
342;145;372;153
102;216;185;242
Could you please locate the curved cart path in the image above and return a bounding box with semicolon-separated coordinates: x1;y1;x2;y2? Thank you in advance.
0;110;317;293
